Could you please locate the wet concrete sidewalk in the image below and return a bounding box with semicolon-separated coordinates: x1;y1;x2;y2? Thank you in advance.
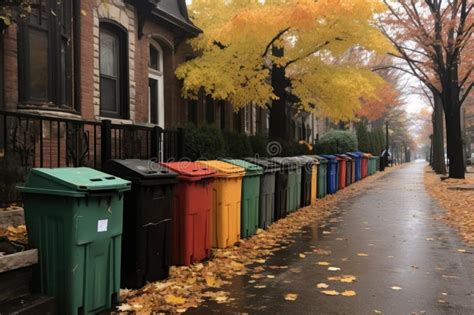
193;161;474;314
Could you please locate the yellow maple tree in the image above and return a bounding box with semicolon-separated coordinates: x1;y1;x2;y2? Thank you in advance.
176;0;394;138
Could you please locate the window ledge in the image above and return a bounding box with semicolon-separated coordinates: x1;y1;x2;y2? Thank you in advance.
16;108;83;121
97;116;133;125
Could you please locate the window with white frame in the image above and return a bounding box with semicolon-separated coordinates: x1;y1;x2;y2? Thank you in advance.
148;40;164;127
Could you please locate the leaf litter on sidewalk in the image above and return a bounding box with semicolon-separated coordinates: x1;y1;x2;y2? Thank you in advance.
424;166;474;245
118;167;396;313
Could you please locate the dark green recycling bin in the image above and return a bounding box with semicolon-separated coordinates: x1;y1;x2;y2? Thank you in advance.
312;155;328;198
222;159;263;238
17;168;131;315
270;158;299;213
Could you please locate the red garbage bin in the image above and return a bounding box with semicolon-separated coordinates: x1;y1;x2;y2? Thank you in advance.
161;162;216;266
361;153;369;178
336;155;347;190
336;155;347;189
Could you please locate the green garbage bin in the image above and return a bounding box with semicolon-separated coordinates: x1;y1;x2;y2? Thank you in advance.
17;167;131;315
370;156;378;175
312;155;327;198
269;158;299;213
222;159;263;238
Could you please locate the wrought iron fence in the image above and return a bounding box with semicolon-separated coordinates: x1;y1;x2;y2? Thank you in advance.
0;110;184;205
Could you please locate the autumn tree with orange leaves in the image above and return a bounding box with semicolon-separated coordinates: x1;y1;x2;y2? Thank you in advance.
380;0;473;179
177;0;392;141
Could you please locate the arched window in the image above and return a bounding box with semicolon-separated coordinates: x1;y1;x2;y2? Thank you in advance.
99;21;129;118
148;40;164;127
18;0;73;109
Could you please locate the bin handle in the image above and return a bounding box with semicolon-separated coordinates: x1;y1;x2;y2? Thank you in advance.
143;218;172;227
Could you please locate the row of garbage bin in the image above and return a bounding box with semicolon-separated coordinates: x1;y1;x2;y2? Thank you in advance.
17;152;379;314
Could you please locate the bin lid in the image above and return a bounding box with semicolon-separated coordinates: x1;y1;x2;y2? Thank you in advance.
221;159;263;176
310;155;327;164
303;155;320;165
337;154;352;161
244;157;281;173
17;167;131;197
362;153;372;158
197;160;246;178
294;156;315;166
160;162;216;181
345;152;360;159
320;154;337;162
104;159;178;183
287;156;312;167
268;157;299;171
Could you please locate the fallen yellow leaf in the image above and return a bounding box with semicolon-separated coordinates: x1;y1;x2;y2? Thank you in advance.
328;267;341;271
317;283;329;289
164;295;186;305
321;290;340;296
317;261;331;266
205;276;218;287
341;290;357;297
284;293;298;301
230;261;245;270
340;275;357;283
391;286;402;291
299;253;306;258
357;253;369;257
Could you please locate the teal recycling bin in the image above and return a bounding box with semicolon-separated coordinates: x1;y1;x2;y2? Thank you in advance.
222;159;263;238
17;168;131;315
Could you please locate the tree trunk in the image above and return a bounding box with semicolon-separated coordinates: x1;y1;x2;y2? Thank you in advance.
432;94;447;174
269;46;289;140
444;99;465;179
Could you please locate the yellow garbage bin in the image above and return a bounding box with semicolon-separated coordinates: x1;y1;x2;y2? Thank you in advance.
302;156;319;205
197;160;245;248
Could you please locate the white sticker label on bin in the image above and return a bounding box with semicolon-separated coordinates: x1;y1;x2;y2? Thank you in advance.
97;219;108;232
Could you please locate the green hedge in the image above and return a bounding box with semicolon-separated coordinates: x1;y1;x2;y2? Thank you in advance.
182;125;310;159
315;130;358;154
222;131;253;158
183;124;226;160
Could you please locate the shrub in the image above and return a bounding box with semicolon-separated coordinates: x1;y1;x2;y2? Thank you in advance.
268;138;311;157
355;122;370;153
183;124;226;160
315;130;358;154
222;131;253;158
248;135;269;157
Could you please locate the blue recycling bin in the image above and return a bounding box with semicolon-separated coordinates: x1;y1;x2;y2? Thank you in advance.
347;152;362;181
320;154;338;194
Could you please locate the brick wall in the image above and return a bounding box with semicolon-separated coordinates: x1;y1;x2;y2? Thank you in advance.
0;1;197;129
2;25;18;111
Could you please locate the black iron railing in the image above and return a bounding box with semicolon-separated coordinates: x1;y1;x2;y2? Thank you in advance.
0;110;184;204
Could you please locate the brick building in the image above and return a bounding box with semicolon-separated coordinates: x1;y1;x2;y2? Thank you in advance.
0;0;331;151
0;0;201;128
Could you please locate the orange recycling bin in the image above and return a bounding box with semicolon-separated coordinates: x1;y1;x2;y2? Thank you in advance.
197;160;245;248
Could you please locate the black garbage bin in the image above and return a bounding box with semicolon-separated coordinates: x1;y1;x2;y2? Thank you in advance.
244;157;280;229
103;159;178;289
